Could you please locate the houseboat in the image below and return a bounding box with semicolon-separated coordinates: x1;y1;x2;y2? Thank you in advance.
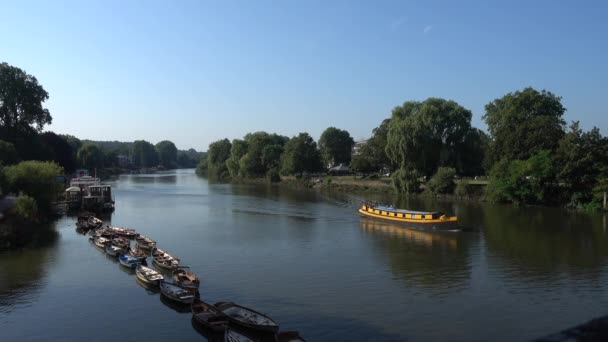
358;202;458;230
66;174;115;211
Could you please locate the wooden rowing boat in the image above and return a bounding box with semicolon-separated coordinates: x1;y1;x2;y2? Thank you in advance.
224;328;259;342
107;226;138;239
160;281;195;304
191;299;229;333
105;244;126;257
93;236;111;248
276;331;307;342
136;265;164;286
118;254;141;269
135;234;156;250
173;266;200;293
152;247;180;270
214;302;279;333
111;236;130;249
128;246;148;261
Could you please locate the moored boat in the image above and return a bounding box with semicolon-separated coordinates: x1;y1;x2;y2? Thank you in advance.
105;244;126;257
224;328;259;342
159;281;195;304
276;331;306;342
135;234;156;250
93;236;111;248
358;203;458;230
118;254;142;269
191;299;229;333
107;226;138;239
173;266;200;293
128;246;148;261
152;247;180;271
111;236;130;249
87;216;103;229
136;265;164;286
214;302;279;333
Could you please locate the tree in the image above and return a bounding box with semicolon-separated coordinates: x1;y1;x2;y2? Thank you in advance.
77;144;104;169
206;138;232;178
226;139;248;177
487;150;556;205
386;98;474;176
350;118;393;173
483;87;566;165
555;122;608;206
0;63;52;144
318;127;354;167
0;140;18;165
131;140;159;168
427;167;457;194
280;133;322;176
155;140;178;168
391;166;420;194
3;161;64;213
39;132;76;172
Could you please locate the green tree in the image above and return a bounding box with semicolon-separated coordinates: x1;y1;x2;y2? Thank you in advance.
487;150;556;205
351;119;393;174
226;139;248;177
280;133;322;176
77;144;104;169
206;138;232;178
319;127;354;167
15;195;38;220
391;166;420;194
483;87;566;165
427;167;457;194
131;140;159;168
555;122;608;206
0;140;18;165
386;98;474;177
3;161;63;213
39;132;76;172
0;63;52;144
238;132;288;177
155;140;178;168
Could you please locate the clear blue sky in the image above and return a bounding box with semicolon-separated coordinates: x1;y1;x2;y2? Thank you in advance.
2;0;607;151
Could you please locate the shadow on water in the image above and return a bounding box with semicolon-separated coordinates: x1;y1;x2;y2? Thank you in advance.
160;293;191;314
360;218;474;294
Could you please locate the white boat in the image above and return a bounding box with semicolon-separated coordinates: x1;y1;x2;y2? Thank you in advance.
118;254;141;269
152;247;180;270
93;236;111;248
136;265;164;286
159;281;195;304
105;244;125;257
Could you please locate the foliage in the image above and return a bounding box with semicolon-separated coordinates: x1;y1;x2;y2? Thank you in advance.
454;180;471;198
15;195;38;220
0;63;52;143
177;149;203;168
131;140;159;168
206;138;232;178
280;133;322;176
555;122;608;206
3;161;63;212
39;132;76;172
591;178;608;210
487;150;556;205
237;132;288;177
226;139;248;177
266;167;280;183
427;167;456;194
483;87;566;165
318;127;354;167
391;167;420;194
386;98;477;177
155;140;178;168
77;143;104;169
350;119;392;173
0;140;19;165
195;158;208;176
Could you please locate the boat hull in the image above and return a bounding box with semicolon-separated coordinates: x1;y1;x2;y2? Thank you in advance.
214;302;279;333
358;208;458;230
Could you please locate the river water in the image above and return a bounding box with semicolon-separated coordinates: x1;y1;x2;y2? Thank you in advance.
1;169;608;341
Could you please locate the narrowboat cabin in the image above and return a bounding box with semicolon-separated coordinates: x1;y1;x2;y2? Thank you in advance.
358;203;458;230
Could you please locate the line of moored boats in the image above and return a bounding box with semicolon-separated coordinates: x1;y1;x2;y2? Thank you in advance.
76;214;305;342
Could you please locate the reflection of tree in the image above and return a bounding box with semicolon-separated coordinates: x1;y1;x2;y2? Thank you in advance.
361;219;473;294
0;231;58;309
483;205;608;279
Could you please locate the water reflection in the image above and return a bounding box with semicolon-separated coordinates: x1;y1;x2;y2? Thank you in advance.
361;218;474;294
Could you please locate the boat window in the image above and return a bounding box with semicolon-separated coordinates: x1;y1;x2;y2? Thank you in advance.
381;211;387;215
405;214;411;219
389;212;395;217
374;210;380;214
414;214;421;219
425;214;433;220
368;208;373;212
397;213;403;218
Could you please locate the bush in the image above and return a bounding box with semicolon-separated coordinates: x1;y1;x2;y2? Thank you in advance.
266;168;281;183
0;140;19;165
195;158;208;176
4;161;64;212
427;167;456;194
391;167;420;194
15;195;38;220
454;180;471;198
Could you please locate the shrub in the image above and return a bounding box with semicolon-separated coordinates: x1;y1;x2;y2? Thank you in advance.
266;168;281;183
391;167;420;194
427;167;456;194
15;195;38;220
4;161;64;212
454;180;471;198
0;140;19;165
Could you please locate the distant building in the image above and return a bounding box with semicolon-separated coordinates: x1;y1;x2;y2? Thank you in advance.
352;139;368;157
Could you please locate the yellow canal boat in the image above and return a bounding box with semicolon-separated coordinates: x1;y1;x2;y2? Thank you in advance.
358;203;458;230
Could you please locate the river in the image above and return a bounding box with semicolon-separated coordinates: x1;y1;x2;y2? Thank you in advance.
1;169;607;341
